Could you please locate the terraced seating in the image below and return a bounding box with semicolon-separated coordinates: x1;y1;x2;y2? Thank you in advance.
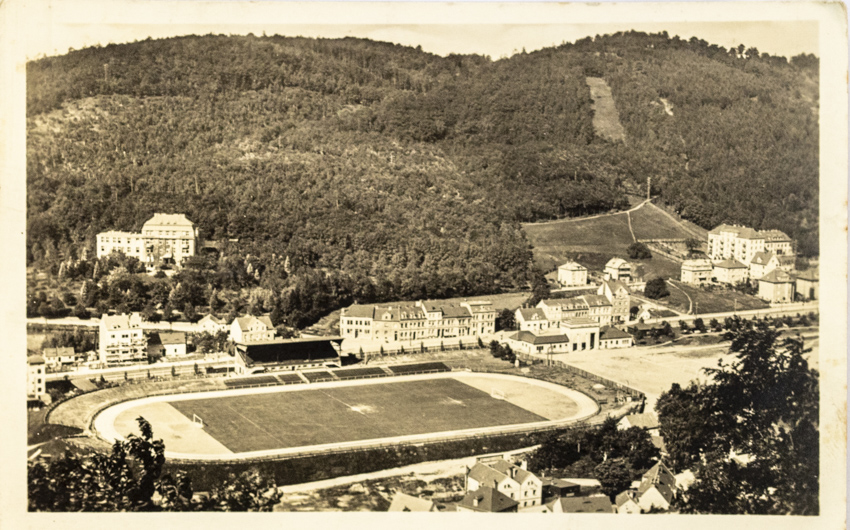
301;370;336;383
332;367;388;380
387;362;451;375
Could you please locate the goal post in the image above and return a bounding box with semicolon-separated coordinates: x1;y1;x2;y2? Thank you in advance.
491;388;507;400
192;414;205;428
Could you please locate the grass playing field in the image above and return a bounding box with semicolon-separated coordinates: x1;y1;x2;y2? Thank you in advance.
167;378;548;453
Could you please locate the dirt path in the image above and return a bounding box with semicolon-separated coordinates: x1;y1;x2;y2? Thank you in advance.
626;211;637;242
666;280;693;314
521;199;650;227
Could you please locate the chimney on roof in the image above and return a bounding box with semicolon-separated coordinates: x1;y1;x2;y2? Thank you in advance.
520;460;528;471
473;497;479;507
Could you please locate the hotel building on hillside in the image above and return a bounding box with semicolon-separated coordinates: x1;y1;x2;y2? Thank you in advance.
99;313;148;365
96;213;198;267
707;224;794;263
340;300;497;343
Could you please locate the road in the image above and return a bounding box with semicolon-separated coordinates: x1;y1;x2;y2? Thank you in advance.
45;354;232;382
28;316;200;332
521;199;651;227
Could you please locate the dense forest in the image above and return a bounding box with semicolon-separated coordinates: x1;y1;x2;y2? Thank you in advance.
26;32;819;327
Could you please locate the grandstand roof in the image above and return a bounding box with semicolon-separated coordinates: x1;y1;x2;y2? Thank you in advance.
236;337;342;367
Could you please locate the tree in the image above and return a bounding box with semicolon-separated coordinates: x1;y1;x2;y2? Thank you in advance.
658;325;819;514
142;302;157;322
678;320;690;334
496;308;516;332
644;278;669;299
685;238;702;253
709;318;721;332
693;318;707;333
73;302;90;320
595;457;633;498
627;242;652;260
183;302;198;323
28;417;282;511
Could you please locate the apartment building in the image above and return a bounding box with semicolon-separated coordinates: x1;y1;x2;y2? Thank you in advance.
99;313;147;365
708;224;794;264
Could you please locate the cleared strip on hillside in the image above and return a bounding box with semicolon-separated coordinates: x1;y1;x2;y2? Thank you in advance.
586;77;626;143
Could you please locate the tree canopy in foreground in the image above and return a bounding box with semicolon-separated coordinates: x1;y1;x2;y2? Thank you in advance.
28;417;282;512
656;324;819;514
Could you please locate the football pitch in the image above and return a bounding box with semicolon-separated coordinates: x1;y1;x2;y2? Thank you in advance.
167;378;547;453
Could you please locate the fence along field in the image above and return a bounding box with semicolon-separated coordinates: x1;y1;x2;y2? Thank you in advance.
95;370;601;460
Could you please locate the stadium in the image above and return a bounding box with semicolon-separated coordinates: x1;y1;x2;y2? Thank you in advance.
92;365;599;461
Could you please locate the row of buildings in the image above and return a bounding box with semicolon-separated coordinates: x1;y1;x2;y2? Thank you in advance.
390;455;688;514
507;279;634;353
557;258;632;287
339;300;497;343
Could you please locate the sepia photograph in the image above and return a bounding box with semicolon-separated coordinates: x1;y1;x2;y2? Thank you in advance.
0;0;846;526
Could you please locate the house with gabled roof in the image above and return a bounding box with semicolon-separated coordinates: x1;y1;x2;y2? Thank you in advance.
636;462;678;512
680;259;713;285
618;412;660;434
598;280;630;323
615;490;642;514
387;492;438;512
599;326;633;349
757;269;796;303
466;459;543;510
197;314;229;334
604;258;631;281
713;258;748;284
794;268;818;300
230;315;276;343
456;487;518;513
515;307;552;332
505;331;570;356
42;347;76;370
557;261;588;287
548;494;615;513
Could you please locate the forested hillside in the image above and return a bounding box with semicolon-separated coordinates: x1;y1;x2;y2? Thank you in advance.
26;32;818;326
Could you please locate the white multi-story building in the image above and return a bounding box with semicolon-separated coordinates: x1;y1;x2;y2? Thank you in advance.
708;224;794;264
230;315;276;343
680;259;713;285
99;313;147;365
97;213;198;267
604;258;631;281
557;261;588;287
537;294;613;326
340;300;497;343
27;355;46;400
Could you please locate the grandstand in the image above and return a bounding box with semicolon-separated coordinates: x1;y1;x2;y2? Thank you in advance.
333;367;389;380
301;370;336;383
387;362;451;375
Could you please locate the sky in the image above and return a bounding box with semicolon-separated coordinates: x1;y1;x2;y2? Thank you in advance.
16;2;819;61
